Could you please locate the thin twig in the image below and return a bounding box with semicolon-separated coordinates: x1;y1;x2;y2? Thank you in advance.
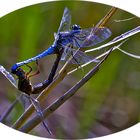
93;7;117;29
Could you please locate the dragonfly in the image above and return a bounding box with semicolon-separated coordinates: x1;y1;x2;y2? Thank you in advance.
11;7;112;83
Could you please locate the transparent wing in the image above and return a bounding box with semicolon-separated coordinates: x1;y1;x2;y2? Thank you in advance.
73;27;112;48
61;48;99;65
57;7;71;34
71;49;99;64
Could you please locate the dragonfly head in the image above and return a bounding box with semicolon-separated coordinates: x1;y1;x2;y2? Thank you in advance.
13;68;26;79
71;24;81;31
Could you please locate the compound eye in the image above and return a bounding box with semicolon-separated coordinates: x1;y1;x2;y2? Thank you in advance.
71;24;81;30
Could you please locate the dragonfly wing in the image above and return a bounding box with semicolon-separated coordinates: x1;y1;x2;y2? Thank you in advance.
73;27;112;48
61;45;72;61
61;48;99;65
70;49;99;64
82;27;112;47
57;7;71;34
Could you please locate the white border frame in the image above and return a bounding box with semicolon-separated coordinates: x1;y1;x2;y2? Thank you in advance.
0;0;139;140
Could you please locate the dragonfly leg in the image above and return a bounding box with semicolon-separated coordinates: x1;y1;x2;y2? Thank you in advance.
28;60;40;78
25;64;33;77
24;60;40;79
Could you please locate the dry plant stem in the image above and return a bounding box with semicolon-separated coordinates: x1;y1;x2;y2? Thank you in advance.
19;48;113;133
12;7;117;130
93;7;117;29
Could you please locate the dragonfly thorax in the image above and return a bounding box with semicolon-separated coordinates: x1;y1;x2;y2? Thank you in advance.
55;32;72;48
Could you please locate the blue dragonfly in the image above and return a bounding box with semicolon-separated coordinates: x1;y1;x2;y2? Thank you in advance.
11;7;112;81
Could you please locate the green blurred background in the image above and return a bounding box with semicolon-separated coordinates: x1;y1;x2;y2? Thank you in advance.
0;1;140;139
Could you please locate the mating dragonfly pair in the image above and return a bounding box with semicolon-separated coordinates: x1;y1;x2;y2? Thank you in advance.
11;8;112;134
11;7;111;75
